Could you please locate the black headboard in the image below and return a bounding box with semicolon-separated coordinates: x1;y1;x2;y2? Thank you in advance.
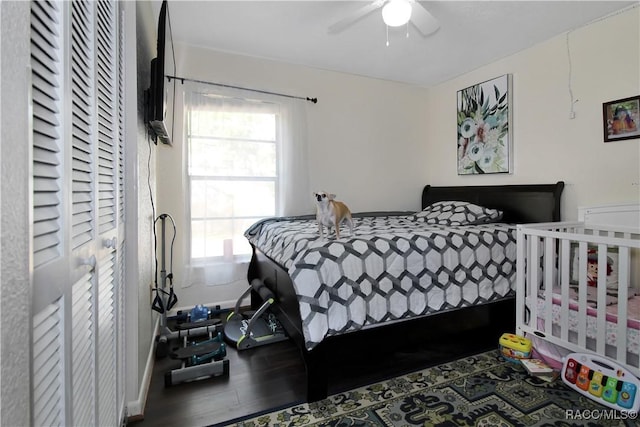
422;182;565;224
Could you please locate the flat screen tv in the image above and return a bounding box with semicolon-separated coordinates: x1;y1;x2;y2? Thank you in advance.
148;0;176;145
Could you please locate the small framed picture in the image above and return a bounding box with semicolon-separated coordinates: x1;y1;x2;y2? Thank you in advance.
603;95;640;142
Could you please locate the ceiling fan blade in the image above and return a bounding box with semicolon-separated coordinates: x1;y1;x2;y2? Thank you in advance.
410;2;440;37
328;0;386;34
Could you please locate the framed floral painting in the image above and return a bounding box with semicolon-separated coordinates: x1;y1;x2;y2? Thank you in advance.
457;74;512;174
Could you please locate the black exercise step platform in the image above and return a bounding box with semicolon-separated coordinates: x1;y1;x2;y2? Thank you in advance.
170;340;224;360
164;358;229;387
164;332;229;387
175;317;221;330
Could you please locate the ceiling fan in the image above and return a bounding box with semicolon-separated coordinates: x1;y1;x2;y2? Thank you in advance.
328;0;440;37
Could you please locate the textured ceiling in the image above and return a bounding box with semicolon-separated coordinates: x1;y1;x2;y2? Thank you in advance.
160;1;635;87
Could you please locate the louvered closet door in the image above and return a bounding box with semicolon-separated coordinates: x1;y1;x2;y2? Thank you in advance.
115;2;127;411
31;1;68;424
70;1;98;426
30;1;124;426
95;3;120;425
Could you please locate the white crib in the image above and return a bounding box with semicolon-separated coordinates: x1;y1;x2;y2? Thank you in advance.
515;203;640;378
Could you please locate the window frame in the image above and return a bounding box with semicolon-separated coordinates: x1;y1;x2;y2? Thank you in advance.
185;90;281;265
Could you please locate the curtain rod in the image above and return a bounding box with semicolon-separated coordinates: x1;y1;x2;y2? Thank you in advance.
166;75;318;104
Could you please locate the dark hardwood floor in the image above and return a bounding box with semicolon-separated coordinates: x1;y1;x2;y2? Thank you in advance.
128;318;499;427
129;338;307;427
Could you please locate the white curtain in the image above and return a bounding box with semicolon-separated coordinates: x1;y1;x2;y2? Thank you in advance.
277;95;312;216
181;81;310;288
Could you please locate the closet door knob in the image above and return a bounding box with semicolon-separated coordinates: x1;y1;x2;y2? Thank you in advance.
79;255;97;270
104;237;118;249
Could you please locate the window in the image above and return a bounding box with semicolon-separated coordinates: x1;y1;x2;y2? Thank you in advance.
187;93;280;262
181;83;309;288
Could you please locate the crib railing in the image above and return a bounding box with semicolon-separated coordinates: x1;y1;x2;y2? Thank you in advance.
516;221;640;377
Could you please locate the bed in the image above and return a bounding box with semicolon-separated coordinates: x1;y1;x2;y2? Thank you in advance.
246;182;565;401
515;203;640;378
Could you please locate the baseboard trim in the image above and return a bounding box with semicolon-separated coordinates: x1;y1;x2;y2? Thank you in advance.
126;317;160;420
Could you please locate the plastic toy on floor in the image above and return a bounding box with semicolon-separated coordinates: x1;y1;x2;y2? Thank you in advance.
561;352;640;412
499;333;532;363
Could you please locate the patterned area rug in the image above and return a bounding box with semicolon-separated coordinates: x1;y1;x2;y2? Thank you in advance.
226;350;638;427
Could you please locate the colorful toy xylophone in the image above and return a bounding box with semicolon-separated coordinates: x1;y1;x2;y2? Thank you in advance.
562;352;639;412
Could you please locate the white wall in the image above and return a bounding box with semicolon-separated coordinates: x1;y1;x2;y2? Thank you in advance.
156;44;429;306
124;1;159;417
0;2;31;425
423;7;640;219
157;7;640;308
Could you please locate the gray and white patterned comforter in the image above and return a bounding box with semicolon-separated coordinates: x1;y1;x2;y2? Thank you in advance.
245;214;517;350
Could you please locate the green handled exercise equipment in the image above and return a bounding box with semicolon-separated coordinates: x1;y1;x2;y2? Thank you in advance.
224;278;288;350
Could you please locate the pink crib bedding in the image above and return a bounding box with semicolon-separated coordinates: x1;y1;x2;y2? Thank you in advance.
535;288;640;356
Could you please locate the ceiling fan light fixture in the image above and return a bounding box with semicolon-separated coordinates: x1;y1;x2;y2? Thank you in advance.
382;0;412;27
